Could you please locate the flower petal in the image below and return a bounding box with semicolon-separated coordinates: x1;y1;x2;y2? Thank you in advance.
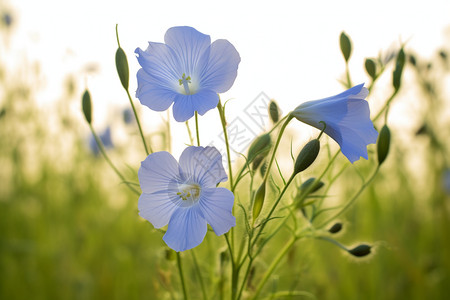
136;69;177;111
172;90;219;122
199;187;235;236
138;191;182;228
164;26;211;77
200;39;241;93
138;151;180;194
163;206;207;252
178;146;228;187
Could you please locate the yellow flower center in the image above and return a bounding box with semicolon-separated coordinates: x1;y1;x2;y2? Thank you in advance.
176;183;201;202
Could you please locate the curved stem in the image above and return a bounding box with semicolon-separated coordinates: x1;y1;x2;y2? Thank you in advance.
126;89;152;155
217;100;233;188
176;252;189;300
190;250;207;300
89;124;140;195
251;236;297;300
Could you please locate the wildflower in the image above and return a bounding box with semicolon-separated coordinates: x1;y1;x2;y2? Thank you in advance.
138;146;235;252
89;127;113;156
135;26;240;122
291;84;378;163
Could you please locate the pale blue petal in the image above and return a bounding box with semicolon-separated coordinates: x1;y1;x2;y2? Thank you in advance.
163;206;207;252
164;26;211;77
172;90;219;122
199;187;235;236
136;69;177;111
292;84;378;163
138;151;180;194
178;146;228;187
135;42;181;89
200;39;241;93
138;191;182;228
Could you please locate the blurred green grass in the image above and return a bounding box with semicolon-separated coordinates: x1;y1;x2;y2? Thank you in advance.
1;27;450;300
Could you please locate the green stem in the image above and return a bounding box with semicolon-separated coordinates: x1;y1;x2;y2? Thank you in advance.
125;89;152;155
195;111;200;146
217;100;233;188
263;115;294;183
373;90;398;122
251;236;297;300
176;252;189;300
225;233;238;300
185;120;194;146
89;124;140;195
190;250;207;300
317;165;380;228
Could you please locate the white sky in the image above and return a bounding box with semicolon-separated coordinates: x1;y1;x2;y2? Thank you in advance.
6;0;450;159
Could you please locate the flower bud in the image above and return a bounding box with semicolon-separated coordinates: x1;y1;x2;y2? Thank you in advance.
377;125;391;165
269;100;280;123
252;181;266;221
348;244;371;257
393;48;405;91
82;90;92;124
340;32;352;62
299;177;324;196
328;222;343;234
247;133;271;164
259;161;267;178
364;58;377;80
115;47;130;90
293;139;320;175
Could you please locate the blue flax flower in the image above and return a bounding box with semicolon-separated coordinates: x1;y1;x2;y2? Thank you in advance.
135;26;241;122
291;84;378;163
138;146;236;252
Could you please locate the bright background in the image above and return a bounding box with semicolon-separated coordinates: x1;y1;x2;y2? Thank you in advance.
1;0;450;299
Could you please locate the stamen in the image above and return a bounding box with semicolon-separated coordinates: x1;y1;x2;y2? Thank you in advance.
179;73;192;95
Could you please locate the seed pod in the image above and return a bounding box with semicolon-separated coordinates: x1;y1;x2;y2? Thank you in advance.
115;47;130;90
269;100;280;123
340;32;352;62
293;139;320;175
252;182;266;221
82;90;92;124
348;244;371;257
299;177;324;196
328;222;343;234
377;125;391;165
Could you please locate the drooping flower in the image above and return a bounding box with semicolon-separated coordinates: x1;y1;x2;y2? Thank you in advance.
135;26;241;122
291;84;378;163
138;146;236;252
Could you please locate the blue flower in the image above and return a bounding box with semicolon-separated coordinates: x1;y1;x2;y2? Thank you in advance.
291;84;378;163
138;146;236;252
135;26;241;122
89;127;113;156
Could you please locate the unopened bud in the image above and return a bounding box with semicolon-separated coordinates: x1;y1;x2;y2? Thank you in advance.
164;249;176;261
340;32;352;62
364;58;377;80
377;125;391;165
300;177;324;196
247;133;271;164
252;182;266;221
348;244;371;257
115;47;130;90
293;139;320;175
328;222;343;234
269;100;280;123
393;48;405;91
82;90;92;124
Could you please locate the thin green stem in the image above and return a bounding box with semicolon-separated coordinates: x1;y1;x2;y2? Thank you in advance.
225;233;239;300
263;115;294;183
217;100;233;188
190;250;207;300
125;89;152;155
195;111;200;146
176;252;189;300
317;165;380;228
89;124;140;195
373;90;398;122
185;120;194;145
251;236;297;300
